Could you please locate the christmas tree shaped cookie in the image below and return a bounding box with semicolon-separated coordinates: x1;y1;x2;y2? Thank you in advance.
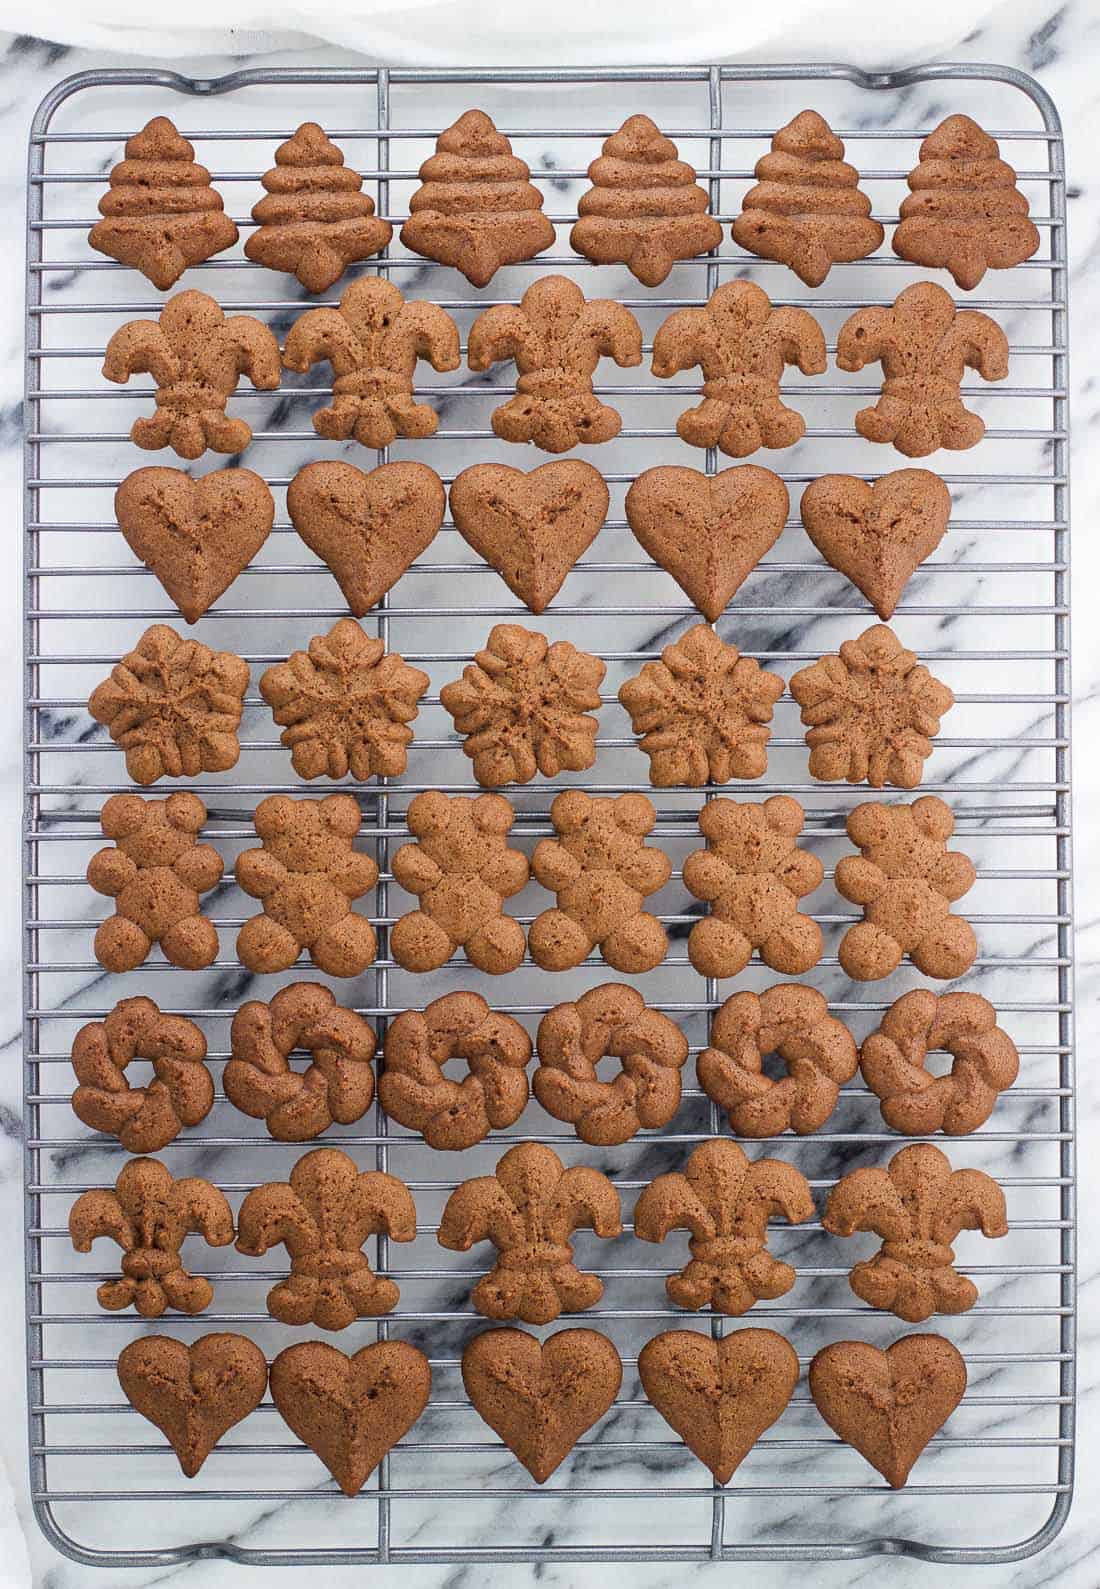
571;115;722;287
245;123;392;292
732;110;884;286
89;117;238;290
400;110;555;287
893;114;1041;290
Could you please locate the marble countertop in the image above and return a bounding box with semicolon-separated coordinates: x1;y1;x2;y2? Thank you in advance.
2;4;1097;1585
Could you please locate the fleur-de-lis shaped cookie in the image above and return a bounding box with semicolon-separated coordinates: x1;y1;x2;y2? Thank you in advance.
837;281;1009;456
438;1142;622;1324
652;281;826;457
103;289;281;460
69;1157;233;1317
468;275;642;452
235;1146;416;1330
634;1139;814;1314
823;1142;1008;1322
283;277;460;448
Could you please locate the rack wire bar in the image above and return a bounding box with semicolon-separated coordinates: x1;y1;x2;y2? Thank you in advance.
24;60;1074;1570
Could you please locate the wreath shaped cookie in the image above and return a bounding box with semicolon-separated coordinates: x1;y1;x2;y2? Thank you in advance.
534;983;689;1146
224;983;377;1142
698;985;857;1137
859;989;1019;1135
70;996;213;1152
380;992;533;1150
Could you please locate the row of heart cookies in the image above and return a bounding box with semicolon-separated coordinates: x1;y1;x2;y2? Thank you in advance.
84;791;983;983
105;277;1006;463
115;1325;968;1493
117;453;951;627
73;1141;1007;1329
70;984;1019;1154
92;109;1038;294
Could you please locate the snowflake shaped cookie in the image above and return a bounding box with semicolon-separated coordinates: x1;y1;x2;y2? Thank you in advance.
618;624;784;786
789;623;953;788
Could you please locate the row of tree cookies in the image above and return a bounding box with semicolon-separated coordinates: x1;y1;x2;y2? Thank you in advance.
91;109;1039;293
71;984;1019;1153
106;277;1008;461
113;1322;968;1494
87;789;980;984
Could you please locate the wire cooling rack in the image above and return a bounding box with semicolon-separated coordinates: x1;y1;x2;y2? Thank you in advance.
23;62;1073;1568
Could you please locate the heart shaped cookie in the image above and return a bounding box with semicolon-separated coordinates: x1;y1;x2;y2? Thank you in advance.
462;1326;622;1481
116;466;275;624
626;465;789;621
288;460;446;617
117;1332;268;1477
638;1327;798;1483
450;462;609;615
809;1334;967;1487
801;470;952;619
270;1339;431;1496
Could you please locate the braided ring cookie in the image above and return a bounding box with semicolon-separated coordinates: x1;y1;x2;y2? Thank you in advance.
71;996;213;1152
698;985;857;1137
224;983;377;1142
380;993;533;1150
534;983;689;1146
859;989;1019;1135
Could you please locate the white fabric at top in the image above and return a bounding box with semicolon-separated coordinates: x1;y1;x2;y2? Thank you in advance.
0;0;1004;66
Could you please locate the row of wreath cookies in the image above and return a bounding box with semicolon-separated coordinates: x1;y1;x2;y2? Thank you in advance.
66;104;1035;1501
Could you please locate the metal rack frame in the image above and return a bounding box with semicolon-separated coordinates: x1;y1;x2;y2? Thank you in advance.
23;61;1074;1568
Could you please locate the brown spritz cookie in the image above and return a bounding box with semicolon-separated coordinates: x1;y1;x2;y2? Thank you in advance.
236;1146;416;1329
824;1142;1008;1323
529;792;671;973
809;1334;966;1488
619;623;784;786
71;997;212;1151
116;466;274;624
789;622;953;789
732;110;883;285
245;122;392;291
835;796;977;981
438;1142;622;1324
801;470;952;620
441;624;605;786
89;117;238;289
381;992;532;1150
837;281;1009;456
400;109;554;287
652;281;826;457
625;465;789;621
390;791;529;975
283;276;459;447
683;795;824;979
103;290;280;460
468;276;642;452
260;618;429;782
860;989;1019;1135
893;114;1040;290
88;792;223;971
70;1156;233;1317
450;460;609;613
699;985;858;1137
118;1333;267;1478
236;793;378;977
570;114;722;287
270;1340;431;1497
224;983;377;1142
89;624;248;786
639;1327;799;1484
634;1139;814;1315
534;983;688;1146
288;459;446;617
462;1326;622;1482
